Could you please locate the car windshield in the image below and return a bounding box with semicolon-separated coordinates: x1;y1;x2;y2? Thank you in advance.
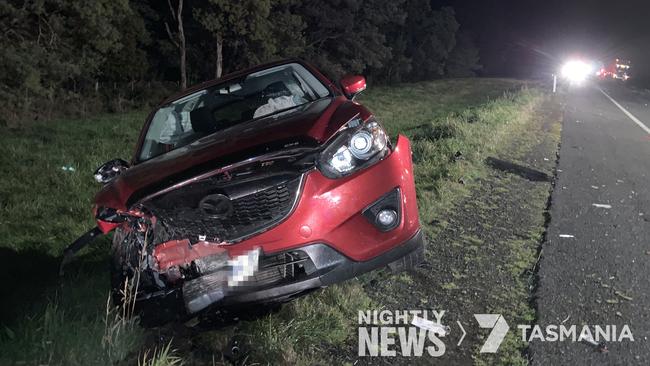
138;63;331;162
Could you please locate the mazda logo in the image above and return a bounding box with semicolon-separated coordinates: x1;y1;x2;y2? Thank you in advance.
199;194;234;218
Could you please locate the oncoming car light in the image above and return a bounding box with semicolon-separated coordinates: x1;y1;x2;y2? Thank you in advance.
318;117;389;178
561;60;593;83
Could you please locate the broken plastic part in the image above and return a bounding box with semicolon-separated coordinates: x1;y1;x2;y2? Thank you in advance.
60;226;103;275
411;316;450;336
183;270;228;313
96;206;131;223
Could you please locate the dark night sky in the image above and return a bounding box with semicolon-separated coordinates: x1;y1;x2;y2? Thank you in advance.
436;0;650;80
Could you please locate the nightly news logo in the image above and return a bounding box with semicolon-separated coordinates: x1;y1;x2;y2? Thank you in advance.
357;310;634;357
357;310;449;357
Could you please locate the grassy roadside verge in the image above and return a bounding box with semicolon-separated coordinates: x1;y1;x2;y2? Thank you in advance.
0;78;544;365
366;80;544;237
346;97;562;365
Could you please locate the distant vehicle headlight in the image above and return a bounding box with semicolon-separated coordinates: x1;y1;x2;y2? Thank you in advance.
561;60;593;83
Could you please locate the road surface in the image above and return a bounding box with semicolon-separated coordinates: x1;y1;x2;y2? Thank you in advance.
532;81;650;365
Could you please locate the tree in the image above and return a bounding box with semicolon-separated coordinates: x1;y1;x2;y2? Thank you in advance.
445;31;482;77
235;0;306;68
193;0;305;78
164;0;187;89
0;0;136;121
298;0;406;80
0;0;475;124
402;4;459;81
102;5;151;83
194;0;269;78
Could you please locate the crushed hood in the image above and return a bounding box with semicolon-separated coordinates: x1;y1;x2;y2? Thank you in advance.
95;97;369;210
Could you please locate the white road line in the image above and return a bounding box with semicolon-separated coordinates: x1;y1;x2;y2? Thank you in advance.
598;88;650;134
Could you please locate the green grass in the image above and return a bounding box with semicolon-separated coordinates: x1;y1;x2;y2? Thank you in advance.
0;78;543;365
0;269;144;365
362;79;541;237
0;112;145;365
237;281;373;364
138;341;183;366
0;111;145;255
360;78;528;136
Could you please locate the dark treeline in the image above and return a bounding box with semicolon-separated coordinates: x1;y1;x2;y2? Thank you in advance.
1;0;481;124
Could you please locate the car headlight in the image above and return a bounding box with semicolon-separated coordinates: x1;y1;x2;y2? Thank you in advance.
561;60;592;83
318;117;390;178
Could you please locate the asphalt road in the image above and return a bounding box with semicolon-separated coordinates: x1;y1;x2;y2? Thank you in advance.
531;81;650;365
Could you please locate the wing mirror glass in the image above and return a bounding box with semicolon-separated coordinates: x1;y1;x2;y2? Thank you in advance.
94;159;129;184
340;75;367;100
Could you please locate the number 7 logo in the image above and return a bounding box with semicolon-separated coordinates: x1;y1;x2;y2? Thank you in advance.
474;314;510;353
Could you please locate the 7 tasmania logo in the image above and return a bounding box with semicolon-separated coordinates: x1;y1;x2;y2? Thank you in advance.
357;310;634;358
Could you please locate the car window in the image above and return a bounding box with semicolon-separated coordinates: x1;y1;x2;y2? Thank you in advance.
138;63;331;162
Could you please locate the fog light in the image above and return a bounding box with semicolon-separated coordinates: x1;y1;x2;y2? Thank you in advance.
362;188;401;232
377;209;398;227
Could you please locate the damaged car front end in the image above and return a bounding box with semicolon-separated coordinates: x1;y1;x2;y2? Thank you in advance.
68;60;424;324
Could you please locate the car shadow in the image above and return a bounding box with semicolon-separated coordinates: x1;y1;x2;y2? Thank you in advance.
0;247;109;327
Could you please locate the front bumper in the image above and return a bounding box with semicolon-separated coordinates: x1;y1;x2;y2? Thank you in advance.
142;135;421;317
221;229;424;306
140;229;424;318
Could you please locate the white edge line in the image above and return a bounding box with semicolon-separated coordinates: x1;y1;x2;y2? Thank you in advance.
598;87;650;134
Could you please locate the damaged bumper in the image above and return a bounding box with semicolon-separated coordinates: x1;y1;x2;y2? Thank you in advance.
224;229;424;305
146;229;424;315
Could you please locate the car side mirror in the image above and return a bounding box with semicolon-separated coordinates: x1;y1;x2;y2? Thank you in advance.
94;159;129;184
340;75;367;100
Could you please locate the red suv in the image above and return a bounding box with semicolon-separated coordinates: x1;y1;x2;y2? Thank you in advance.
67;60;423;322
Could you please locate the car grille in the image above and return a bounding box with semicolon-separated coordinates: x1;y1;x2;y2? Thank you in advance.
146;175;303;243
248;251;309;287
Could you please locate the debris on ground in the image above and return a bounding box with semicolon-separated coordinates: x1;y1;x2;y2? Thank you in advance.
614;290;633;301
580;335;609;353
411;316;450;336
592;203;612;209
561;315;570;324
